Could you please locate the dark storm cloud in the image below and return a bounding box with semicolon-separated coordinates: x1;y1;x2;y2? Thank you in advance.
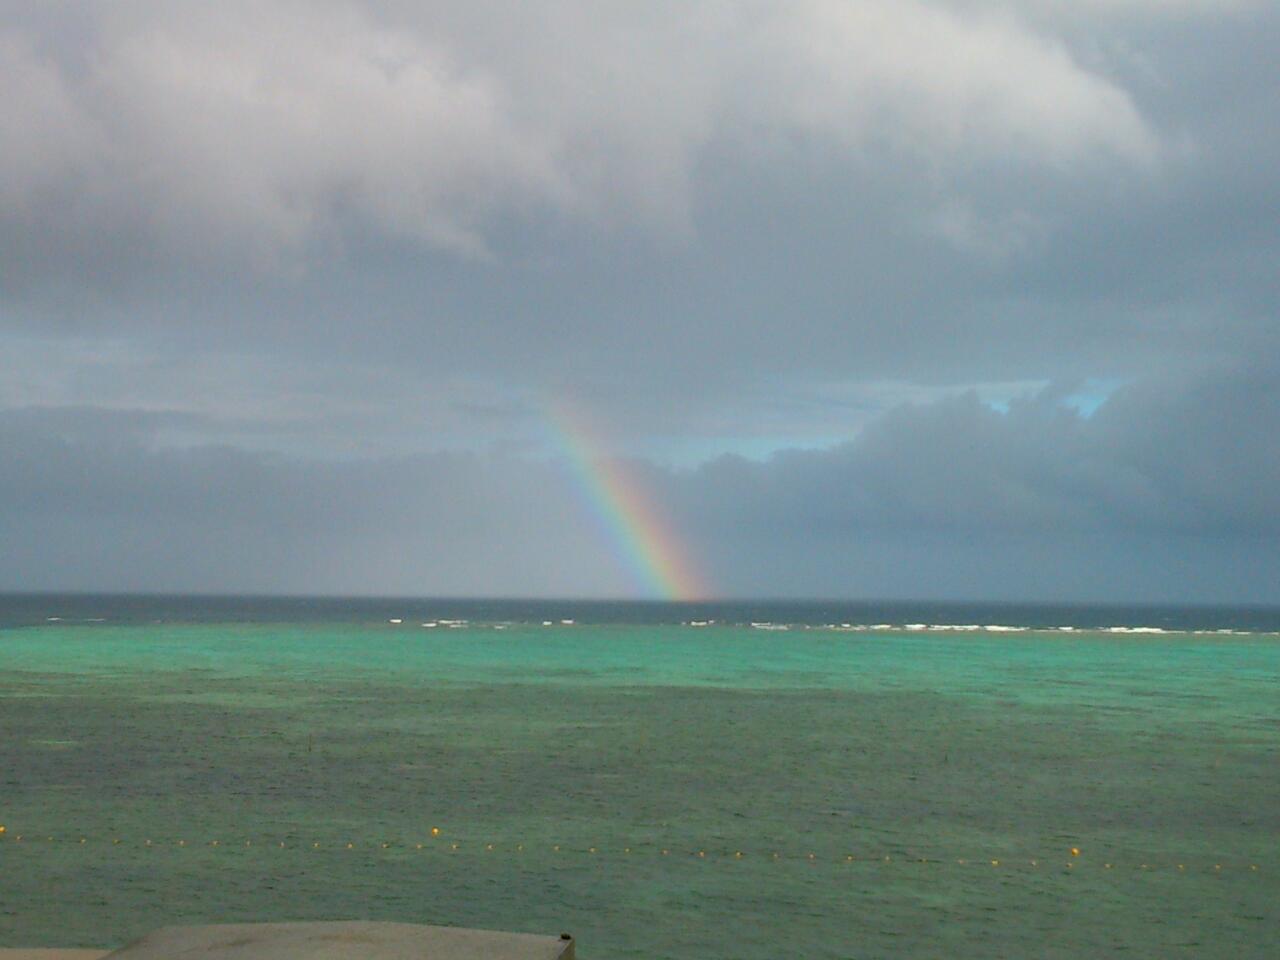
2;366;1275;601
683;365;1280;600
0;406;624;596
687;365;1280;539
1;1;1276;600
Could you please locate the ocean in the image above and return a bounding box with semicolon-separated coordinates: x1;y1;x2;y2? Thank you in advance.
2;595;1278;958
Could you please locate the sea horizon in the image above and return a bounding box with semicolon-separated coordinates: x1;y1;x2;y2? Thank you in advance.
4;591;1280;633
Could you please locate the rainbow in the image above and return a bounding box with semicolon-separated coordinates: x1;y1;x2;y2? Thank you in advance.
545;400;709;601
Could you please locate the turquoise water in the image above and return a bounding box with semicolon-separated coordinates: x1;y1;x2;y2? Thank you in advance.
2;620;1277;958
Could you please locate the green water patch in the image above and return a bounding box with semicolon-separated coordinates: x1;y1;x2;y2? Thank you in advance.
1;841;1273;958
4;676;1275;859
1;624;1277;958
141;691;311;710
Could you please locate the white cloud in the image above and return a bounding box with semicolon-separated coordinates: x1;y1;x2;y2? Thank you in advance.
762;1;1158;167
0;34;91;210
87;3;562;259
1025;0;1259;13
0;0;1163;268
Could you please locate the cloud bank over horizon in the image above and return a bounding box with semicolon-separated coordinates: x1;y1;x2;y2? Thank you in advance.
1;1;1276;601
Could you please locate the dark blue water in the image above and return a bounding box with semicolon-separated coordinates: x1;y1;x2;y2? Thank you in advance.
3;592;1279;631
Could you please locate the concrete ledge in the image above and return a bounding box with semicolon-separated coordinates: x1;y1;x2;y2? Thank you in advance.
68;922;575;960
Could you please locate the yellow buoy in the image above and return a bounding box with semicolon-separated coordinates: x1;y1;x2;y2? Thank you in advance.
431;827;440;837
1070;847;1080;857
0;825;6;835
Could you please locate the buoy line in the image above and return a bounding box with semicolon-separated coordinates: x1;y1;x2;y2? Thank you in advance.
0;830;1265;874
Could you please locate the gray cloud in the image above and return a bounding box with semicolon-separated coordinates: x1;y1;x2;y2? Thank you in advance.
2;365;1275;601
0;406;621;596
1;1;1276;601
0;1;1158;272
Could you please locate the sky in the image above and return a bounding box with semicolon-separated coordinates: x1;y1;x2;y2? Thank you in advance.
1;0;1277;602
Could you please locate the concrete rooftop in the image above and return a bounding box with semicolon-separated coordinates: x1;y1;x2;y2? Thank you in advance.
2;922;575;960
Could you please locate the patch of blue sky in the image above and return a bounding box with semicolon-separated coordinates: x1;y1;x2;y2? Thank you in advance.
978;378;1125;418
1061;379;1125;418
